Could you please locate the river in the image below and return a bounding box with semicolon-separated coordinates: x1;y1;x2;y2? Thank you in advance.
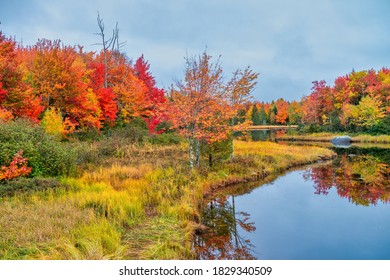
194;140;390;260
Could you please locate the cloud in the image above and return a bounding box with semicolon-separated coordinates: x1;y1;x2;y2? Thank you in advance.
1;0;389;103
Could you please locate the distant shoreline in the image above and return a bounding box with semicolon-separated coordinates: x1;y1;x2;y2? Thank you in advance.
276;133;390;144
246;125;298;130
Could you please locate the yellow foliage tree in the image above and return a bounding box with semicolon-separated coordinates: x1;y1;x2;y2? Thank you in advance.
40;107;75;139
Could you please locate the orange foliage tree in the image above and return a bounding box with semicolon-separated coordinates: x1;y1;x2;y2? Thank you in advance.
95;50;151;123
169;51;258;168
0;32;43;122
25;40;102;129
275;98;289;124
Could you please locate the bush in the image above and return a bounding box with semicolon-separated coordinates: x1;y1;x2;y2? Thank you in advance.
0;177;68;197
103;118;148;143
147;133;182;145
370;115;390;135
72;127;103;142
0;119;79;177
201;138;232;167
298;124;323;134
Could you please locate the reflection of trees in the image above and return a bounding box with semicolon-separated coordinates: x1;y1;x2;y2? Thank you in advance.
304;153;390;206
250;130;269;141
194;195;256;260
249;129;287;142
275;129;287;139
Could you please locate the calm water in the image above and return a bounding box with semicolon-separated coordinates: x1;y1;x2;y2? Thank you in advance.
238;129;291;142
195;146;390;260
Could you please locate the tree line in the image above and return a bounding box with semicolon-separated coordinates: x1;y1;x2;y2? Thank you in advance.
243;69;389;134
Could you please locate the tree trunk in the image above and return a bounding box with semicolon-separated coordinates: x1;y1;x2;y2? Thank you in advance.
195;139;200;167
189;137;195;169
231;138;235;159
230;119;235;159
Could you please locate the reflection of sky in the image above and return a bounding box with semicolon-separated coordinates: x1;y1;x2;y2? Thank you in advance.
234;169;390;260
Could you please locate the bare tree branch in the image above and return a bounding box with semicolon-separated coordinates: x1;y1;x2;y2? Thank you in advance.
94;11;126;88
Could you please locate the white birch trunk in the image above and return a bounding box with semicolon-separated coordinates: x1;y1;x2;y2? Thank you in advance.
189;137;195;169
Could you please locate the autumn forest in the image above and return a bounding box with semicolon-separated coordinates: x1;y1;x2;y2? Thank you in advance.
1;24;389;136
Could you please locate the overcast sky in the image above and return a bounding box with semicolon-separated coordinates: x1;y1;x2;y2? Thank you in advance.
1;0;389;102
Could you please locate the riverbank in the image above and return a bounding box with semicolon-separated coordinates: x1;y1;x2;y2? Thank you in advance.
276;132;390;143
0;140;335;260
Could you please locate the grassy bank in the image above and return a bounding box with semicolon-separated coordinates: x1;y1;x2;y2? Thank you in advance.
0;139;335;260
277;132;390;143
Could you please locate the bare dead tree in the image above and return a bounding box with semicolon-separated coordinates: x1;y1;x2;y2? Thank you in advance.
94;11;126;88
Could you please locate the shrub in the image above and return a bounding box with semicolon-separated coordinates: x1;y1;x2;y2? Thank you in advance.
0;177;68;197
72;127;103;142
370;115;390;135
0;150;32;181
0;119;79;177
147;133;182;145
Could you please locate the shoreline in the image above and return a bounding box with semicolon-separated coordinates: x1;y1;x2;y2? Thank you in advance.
276;133;390;144
246;125;298;130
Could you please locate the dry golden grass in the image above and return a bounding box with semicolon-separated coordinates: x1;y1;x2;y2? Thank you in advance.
235;141;334;162
352;134;390;143
235;140;336;174
0;197;96;259
277;132;390;143
0;199;93;245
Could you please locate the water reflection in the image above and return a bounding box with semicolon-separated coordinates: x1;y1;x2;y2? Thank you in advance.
196;147;390;259
248;129;288;142
194;196;256;260
235;129;290;142
304;153;390;206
